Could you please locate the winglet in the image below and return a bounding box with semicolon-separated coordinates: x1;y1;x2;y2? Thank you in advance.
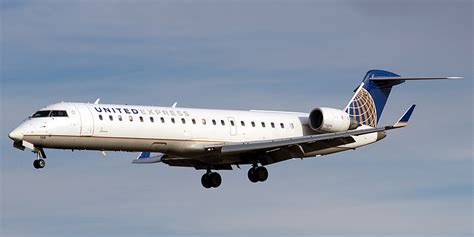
137;151;151;159
131;152;163;164
393;105;416;128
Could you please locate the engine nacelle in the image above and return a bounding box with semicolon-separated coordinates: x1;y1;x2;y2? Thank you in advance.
309;107;359;133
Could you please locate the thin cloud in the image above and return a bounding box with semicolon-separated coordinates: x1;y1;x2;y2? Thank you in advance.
1;1;472;237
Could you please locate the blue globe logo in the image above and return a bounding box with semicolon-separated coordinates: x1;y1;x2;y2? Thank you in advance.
347;88;377;127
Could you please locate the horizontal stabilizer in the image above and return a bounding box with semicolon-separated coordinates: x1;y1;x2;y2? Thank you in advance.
131;152;164;164
370;76;463;81
393;105;416;128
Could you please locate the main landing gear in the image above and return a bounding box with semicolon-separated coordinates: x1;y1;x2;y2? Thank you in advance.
201;170;222;189
248;166;268;183
200;165;269;189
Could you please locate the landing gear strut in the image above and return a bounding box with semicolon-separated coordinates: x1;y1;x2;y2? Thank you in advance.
201;170;222;189
248;166;268;183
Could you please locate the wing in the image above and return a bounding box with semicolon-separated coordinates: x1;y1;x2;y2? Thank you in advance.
132;105;415;169
209;126;386;154
206;105;416;165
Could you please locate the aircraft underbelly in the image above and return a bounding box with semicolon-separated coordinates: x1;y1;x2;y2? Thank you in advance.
26;135;213;156
303;133;379;157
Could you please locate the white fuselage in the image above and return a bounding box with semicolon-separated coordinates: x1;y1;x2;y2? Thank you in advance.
10;102;380;159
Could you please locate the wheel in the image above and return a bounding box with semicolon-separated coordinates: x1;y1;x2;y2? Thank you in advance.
33;160;40;169
248;167;259;183
209;172;222;188
255;166;268;182
201;174;212;189
33;159;45;169
37;159;46;169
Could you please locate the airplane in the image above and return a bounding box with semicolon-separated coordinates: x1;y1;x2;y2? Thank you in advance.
8;70;461;189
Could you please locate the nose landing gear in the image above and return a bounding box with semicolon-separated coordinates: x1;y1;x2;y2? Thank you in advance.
33;159;45;169
32;148;47;169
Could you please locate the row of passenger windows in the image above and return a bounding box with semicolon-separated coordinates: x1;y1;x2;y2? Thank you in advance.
98;115;295;129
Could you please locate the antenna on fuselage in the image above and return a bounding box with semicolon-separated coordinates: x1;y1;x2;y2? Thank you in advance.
171;102;178;108
94;98;101;104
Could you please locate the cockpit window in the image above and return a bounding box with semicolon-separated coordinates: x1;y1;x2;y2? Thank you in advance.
51;110;68;117
31;110;68;118
32;110;51;118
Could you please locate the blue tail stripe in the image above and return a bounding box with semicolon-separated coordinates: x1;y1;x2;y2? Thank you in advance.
362;70;403;122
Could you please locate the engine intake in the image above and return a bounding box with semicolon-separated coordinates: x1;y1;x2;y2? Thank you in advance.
309;107;359;133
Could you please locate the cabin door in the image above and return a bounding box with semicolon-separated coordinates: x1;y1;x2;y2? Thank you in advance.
228;117;237;136
74;104;94;136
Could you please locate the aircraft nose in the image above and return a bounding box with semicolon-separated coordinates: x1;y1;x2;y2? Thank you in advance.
8;128;24;142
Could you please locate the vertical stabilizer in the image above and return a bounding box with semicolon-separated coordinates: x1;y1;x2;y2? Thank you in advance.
344;70;404;127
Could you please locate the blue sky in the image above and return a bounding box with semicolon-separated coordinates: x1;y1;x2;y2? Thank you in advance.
1;1;472;236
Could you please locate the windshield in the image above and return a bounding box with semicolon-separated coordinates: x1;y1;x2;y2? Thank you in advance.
31;110;68;118
50;110;68;117
32;110;51;118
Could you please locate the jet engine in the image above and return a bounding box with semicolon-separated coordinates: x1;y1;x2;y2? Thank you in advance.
309;107;360;133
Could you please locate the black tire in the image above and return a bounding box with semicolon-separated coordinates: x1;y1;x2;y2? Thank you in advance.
33;160;40;169
37;159;46;169
248;168;259;183
255;166;268;182
209;172;222;188
201;174;212;189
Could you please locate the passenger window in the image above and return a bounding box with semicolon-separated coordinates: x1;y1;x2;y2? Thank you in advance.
32;111;51;118
202;119;207;125
280;123;284;128
129;116;133;122
212;119;216;125
261;122;266;128
251;121;255;127
230;120;235;126
139;116;144;122
51;110;68;117
181;118;186;124
118;115;122;121
290;123;294;129
241;121;245;126
192;119;196;124
109;115;113;121
99;115;103;120
221;120;225;126
150;117;154;123
161;117;165;123
271;122;275;128
171;118;175;123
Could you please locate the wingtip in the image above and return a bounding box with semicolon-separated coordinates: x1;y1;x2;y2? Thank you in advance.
393;104;416;128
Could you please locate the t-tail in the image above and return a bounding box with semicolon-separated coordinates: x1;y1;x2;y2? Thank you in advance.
344;69;462;127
